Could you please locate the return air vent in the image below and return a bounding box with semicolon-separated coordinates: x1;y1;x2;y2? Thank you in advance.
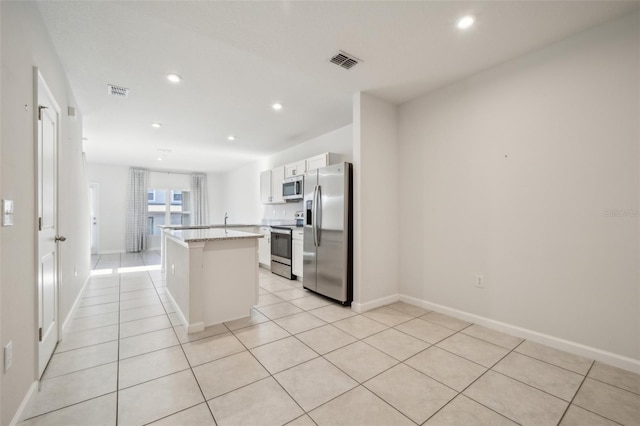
330;51;360;70
107;84;130;98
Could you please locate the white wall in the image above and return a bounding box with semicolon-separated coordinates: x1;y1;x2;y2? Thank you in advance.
219;161;263;224
398;13;640;365
220;124;354;224
1;2;90;423
207;172;225;224
0;3;4;421
148;171;190;190
86;163;128;254
352;94;399;310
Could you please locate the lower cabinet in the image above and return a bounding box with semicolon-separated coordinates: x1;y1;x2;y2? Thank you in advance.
258;227;271;267
292;230;303;278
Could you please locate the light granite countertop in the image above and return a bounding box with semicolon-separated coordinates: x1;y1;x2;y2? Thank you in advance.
167;228;264;243
159;224;258;230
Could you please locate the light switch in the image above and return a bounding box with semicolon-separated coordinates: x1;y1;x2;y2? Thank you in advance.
2;199;14;226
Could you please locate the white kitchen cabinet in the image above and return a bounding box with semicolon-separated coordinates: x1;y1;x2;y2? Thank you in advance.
292;229;303;278
306;153;329;171
271;166;285;204
260;170;272;204
260;167;285;204
258;226;271;267
284;160;306;178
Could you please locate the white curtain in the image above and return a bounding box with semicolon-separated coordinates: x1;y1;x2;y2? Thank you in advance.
190;173;209;226
126;167;149;252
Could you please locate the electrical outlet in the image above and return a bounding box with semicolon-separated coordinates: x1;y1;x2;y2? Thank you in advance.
74;266;78;277
475;274;484;288
4;341;13;372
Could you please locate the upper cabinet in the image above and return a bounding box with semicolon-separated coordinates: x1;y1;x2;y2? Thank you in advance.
271;166;285;204
261;167;285;204
260;170;272;204
284;160;306;178
261;153;338;204
306;153;329;171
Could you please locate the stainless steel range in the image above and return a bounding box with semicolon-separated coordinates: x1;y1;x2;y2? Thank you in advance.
270;225;297;280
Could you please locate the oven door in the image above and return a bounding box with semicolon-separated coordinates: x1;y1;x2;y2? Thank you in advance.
271;230;292;265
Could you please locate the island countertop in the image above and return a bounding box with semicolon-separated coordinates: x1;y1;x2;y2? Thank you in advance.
158;224;258;230
168;228;264;243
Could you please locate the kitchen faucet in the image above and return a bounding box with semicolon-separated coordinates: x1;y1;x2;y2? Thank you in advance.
224;212;228;230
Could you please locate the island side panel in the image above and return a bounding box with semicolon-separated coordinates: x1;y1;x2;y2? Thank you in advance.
201;238;259;327
187;242;206;332
165;237;193;330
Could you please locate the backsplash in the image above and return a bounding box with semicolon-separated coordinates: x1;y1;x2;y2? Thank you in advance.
261;201;303;220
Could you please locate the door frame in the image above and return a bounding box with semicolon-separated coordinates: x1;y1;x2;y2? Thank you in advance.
33;67;61;378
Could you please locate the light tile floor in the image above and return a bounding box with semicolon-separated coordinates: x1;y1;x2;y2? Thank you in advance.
19;252;640;426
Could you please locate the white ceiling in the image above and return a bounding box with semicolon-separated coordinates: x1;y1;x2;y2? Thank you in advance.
36;1;638;173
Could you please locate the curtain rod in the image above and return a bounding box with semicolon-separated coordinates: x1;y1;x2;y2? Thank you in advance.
140;167;207;175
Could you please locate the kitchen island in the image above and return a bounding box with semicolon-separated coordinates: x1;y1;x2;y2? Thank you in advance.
164;228;263;333
159;224;258;273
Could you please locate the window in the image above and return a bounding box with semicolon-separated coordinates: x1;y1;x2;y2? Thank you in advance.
147;189;191;236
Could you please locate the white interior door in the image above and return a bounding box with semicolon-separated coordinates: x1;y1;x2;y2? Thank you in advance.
36;70;61;377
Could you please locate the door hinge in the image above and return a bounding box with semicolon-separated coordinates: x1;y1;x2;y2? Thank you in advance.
38;217;42;231
38;327;43;342
38;105;48;121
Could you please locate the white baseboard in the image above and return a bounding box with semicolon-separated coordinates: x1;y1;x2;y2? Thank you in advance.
351;293;400;313
61;275;91;334
165;290;189;330
400;294;640;374
9;380;38;425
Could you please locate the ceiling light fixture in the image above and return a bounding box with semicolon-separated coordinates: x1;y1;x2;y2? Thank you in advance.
227;135;236;141
166;73;182;83
457;15;475;30
272;103;283;111
151;123;162;128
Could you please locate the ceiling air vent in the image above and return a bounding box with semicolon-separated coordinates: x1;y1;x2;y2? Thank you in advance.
330;51;360;70
107;84;130;98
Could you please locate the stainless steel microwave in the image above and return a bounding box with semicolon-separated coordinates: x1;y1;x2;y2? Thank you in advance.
283;175;304;200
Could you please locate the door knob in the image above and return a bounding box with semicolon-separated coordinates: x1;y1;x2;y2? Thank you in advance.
55;235;67;242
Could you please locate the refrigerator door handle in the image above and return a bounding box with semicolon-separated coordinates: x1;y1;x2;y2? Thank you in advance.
315;185;321;247
311;186;318;247
312;185;319;247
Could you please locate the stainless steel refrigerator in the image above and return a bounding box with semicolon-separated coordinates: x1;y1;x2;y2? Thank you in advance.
303;162;353;304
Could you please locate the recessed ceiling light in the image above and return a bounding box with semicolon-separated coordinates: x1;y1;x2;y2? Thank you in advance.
151;123;162;128
166;73;182;83
457;15;475;30
227;135;236;141
157;157;163;161
272;103;283;111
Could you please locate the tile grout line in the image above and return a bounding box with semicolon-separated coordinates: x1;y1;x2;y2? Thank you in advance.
419;331;524;425
150;264;220;425
236;291;425;424
556;360;595;425
556;361;625;426
114;253;122;426
39;259;635;426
